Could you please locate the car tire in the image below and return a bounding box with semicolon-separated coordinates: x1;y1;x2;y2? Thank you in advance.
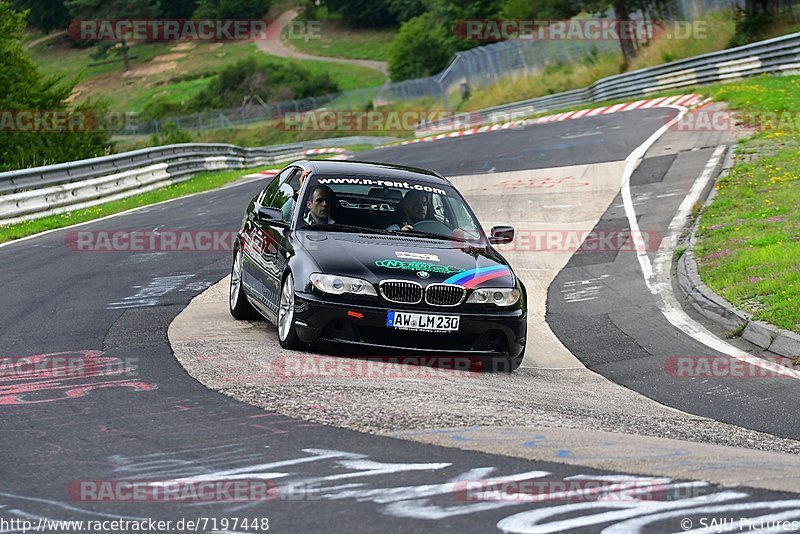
229;249;259;320
278;272;303;350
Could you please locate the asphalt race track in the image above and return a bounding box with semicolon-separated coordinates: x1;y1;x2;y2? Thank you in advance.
3;107;800;533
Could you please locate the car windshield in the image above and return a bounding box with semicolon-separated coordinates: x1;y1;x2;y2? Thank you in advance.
297;174;486;244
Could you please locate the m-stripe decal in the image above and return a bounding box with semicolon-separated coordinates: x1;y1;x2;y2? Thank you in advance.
444;265;510;286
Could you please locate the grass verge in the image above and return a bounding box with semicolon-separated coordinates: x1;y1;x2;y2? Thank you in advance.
0;165;279;245
693;75;800;333
28;39;384;115
283;20;395;61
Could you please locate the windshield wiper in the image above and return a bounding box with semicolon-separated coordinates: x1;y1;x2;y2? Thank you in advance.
387;229;451;241
302;223;376;233
387;229;486;246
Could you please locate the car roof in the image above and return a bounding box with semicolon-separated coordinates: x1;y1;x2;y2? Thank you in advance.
295;159;452;186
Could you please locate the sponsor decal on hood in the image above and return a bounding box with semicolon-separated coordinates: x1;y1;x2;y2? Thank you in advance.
395;251;440;262
375;259;463;274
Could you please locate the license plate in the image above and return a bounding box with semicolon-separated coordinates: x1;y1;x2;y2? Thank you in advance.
386;311;460;332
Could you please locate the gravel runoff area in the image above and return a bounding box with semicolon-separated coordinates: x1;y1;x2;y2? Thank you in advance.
170;277;800;456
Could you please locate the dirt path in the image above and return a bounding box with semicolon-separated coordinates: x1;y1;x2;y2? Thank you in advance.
25;31;66;50
256;9;390;82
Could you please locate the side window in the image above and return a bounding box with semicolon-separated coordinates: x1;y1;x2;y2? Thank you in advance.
286;168;303;191
258;167;295;204
431;194;450;225
257;176;281;207
267;183;295;221
266;167;301;223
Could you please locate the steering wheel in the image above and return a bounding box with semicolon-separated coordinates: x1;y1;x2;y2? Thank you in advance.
411;219;452;235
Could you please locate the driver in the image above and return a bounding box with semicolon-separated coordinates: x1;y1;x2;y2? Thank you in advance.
387;190;427;231
304;185;336;225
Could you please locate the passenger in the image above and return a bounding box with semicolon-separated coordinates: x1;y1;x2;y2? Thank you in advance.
281;169;311;221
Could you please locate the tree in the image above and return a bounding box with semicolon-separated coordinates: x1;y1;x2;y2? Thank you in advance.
193;0;271;19
501;0;581;20
579;0;672;66
160;0;197;18
11;0;70;32
388;13;452;81
320;0;397;27
386;0;425;23
65;0;161;71
0;1;111;170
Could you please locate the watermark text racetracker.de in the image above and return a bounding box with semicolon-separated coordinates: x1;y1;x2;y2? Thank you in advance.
664;355;800;378
266;355;480;382
453;19;708;41
493;229;662;253
0;354;138;380
69;479;284;502
68;18;321;41
279;110;526;133
454;478;700;502
0;110;137;133
668;109;800;132
64;230;239;253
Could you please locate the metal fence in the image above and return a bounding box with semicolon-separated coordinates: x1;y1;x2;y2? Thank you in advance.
417;30;800;135
0;135;399;225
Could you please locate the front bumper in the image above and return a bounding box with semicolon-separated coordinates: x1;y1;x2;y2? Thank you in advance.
292;291;527;358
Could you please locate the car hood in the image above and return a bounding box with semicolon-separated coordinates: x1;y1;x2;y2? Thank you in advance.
297;230;515;288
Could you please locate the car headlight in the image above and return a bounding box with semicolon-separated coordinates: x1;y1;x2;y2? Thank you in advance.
310;273;377;297
467;288;520;307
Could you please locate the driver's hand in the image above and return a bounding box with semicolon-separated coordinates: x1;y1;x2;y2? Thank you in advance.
401;224;413;231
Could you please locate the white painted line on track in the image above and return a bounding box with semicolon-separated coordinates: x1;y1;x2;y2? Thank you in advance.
619;108;800;380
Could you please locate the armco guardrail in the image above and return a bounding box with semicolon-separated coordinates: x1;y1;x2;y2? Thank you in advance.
418;32;800;136
0;137;396;226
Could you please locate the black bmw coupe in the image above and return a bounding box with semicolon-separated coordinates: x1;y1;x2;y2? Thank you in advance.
229;160;527;371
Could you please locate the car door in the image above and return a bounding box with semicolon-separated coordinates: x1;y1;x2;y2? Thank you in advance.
241;170;286;306
257;180;297;313
248;167;300;314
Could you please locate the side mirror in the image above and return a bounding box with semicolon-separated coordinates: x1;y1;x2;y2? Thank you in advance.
489;225;514;245
257;206;288;228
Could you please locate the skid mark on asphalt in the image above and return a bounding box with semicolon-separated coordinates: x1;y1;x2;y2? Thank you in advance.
107;275;212;309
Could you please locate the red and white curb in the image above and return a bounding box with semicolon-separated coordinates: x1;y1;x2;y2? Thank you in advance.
530;94;706;124
303;147;354;160
398;121;527;146
397;94;709;146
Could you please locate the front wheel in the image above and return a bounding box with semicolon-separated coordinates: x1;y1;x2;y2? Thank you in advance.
278;272;303;349
230;249;258;320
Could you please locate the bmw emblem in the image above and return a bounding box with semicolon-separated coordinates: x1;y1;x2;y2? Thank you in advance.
417;271;430;279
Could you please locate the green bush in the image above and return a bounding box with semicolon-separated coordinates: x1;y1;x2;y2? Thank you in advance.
150;122;194;145
190;57;340;110
728;8;773;47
